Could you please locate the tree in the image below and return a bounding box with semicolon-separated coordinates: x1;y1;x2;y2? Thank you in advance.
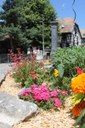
0;0;57;52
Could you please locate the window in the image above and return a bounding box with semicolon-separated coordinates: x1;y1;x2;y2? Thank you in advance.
83;34;85;36
67;34;71;42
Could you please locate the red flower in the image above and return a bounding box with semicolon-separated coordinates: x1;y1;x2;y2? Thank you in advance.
32;74;38;79
76;66;84;75
29;70;35;75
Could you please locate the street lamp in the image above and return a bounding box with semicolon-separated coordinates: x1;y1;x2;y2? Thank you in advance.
42;15;45;56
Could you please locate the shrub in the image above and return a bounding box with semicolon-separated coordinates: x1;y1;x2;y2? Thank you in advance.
9;49;71;92
9;49;53;87
52;46;85;77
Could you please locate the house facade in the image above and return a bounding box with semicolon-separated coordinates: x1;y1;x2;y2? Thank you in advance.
57;17;82;47
80;29;85;45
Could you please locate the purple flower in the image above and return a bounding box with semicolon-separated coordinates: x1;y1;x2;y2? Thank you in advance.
18;87;31;96
18;88;26;96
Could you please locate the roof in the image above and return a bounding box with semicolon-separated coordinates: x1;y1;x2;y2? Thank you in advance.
80;29;85;38
57;17;75;33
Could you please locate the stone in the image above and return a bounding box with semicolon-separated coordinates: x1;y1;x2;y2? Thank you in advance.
0;122;11;128
0;63;11;84
0;92;39;126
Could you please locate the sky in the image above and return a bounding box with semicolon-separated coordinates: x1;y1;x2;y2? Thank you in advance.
50;0;85;29
0;0;85;29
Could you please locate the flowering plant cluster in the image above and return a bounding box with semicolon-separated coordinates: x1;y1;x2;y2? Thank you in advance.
71;66;85;117
18;84;68;110
9;49;50;87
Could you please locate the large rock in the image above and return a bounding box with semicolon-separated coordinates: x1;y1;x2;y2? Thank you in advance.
0;92;39;126
0;122;12;128
0;63;11;84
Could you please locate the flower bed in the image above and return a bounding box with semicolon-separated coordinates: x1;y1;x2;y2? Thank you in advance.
8;47;85;127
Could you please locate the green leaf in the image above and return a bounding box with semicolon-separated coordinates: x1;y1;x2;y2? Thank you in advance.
74;109;85;126
80;124;85;128
57;63;64;78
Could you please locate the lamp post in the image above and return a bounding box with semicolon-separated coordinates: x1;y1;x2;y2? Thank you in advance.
50;21;58;53
42;15;45;56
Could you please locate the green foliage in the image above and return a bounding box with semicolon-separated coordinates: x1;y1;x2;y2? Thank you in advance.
57;63;64;78
52;46;85;77
11;57;70;91
9;48;70;92
74;109;85;128
0;0;56;49
12;59;48;87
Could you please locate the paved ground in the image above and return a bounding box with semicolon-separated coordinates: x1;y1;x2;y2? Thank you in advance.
0;63;11;83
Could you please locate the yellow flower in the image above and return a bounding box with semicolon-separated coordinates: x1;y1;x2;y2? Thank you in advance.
54;69;59;77
71;73;85;94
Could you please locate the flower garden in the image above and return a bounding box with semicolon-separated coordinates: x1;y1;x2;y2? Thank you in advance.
9;46;85;128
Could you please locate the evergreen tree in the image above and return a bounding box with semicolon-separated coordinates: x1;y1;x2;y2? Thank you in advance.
0;0;57;51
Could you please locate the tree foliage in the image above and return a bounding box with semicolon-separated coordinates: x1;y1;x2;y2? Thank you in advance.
0;0;57;51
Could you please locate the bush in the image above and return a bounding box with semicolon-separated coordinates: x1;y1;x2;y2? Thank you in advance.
52;46;85;77
9;49;53;87
9;49;71;92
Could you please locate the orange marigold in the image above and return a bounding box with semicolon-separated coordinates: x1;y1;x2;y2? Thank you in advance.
72;100;85;117
71;73;85;94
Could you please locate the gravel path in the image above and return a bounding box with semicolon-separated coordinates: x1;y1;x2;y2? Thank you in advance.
0;75;77;128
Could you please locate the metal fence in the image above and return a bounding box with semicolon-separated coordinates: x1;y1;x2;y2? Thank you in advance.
0;54;10;63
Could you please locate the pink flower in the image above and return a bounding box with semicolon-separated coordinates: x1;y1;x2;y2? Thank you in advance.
32;74;38;79
18;88;31;96
50;90;58;97
32;88;40;95
31;84;37;88
24;92;29;96
38;85;48;92
32;86;50;101
61;91;68;95
39;92;50;101
54;98;62;107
